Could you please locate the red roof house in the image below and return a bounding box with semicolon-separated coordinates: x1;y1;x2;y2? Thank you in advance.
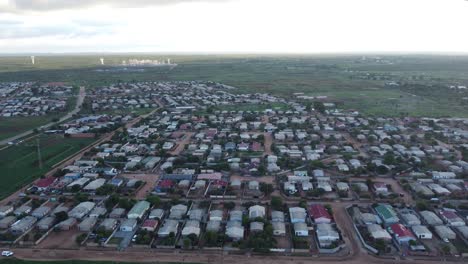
309;204;332;224
390;223;415;243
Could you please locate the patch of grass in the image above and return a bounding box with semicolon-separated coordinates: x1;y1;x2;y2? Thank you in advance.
0;134;95;199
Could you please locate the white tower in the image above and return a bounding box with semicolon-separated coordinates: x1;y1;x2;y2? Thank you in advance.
100;58;104;65
30;56;35;65
167;58;171;64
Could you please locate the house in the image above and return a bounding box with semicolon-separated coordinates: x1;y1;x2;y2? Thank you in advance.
400;211;421;226
229;210;243;222
11;216;37;234
141;219;159;232
69;201;95;219
389;223;415;244
373;183;388;194
89;206;107;218
289;207;307;223
149;209;165;220
14;205;32;216
434;225;457;240
109;208;126;218
56;218;77;231
226;221;244;240
316;223;340;247
206;220;221;232
158;219;179;237
367;224;391;240
182;220;201;237
250;221;264;233
120;219;138;232
99;218;118;231
293;222;309;236
78;217;97;232
374;204;399;224
169;204;188;220
271;211;285;222
31;206;51;219
0;216;16;229
249;205;266;219
272;221;286;236
0;205;14;218
309;204;332;224
209;210;223;221
439;209;465;226
34;177;57;191
127;201;150;219
420;211;443;226
336;182;349;192
411;225;432;239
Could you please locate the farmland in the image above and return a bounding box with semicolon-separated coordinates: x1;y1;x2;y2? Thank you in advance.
0;55;468;117
0;135;95;199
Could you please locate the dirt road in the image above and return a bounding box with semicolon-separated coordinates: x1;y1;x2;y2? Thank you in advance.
3;247;462;264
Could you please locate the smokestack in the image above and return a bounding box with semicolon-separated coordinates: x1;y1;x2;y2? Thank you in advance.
30;56;35;65
100;58;105;65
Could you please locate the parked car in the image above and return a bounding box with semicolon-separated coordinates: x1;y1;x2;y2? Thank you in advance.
1;251;14;257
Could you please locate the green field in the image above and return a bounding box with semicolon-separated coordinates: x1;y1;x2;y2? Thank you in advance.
0;86;79;142
0;54;468;117
0;135;95;199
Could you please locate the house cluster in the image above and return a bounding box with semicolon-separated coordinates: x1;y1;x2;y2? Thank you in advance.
48;115;126;136
349;203;468;256
0;82;71;117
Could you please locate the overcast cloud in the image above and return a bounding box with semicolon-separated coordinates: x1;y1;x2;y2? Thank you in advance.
0;0;228;13
0;0;467;53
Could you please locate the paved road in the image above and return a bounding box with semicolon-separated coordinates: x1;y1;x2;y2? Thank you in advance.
0;86;86;146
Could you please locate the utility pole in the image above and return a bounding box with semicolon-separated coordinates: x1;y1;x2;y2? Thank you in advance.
37;138;43;170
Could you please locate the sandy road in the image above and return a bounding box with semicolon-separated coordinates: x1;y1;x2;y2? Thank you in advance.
3;247;462;264
169;132;194;156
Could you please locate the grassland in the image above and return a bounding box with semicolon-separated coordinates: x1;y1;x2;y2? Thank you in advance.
0;86;79;142
0;134;95;199
0;54;468;117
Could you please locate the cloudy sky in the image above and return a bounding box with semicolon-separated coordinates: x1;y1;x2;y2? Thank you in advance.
0;0;467;54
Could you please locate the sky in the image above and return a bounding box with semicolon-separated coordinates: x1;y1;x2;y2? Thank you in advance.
0;0;468;54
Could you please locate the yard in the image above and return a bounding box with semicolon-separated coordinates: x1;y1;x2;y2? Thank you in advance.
0;134;95;199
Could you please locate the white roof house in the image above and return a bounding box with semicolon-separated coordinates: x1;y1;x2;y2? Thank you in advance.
367;224;391;240
158;219;179;237
293;222;309;237
419;211;443;226
411;225;432;240
182;220;201;237
69;201;95;219
226;221;244;240
316;223;340;247
289;207;307;223
272;221;286;236
248;205;265;219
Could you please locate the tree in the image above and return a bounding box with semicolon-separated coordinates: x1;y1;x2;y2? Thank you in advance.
146;195;161;207
260;183;274;196
270;196;283;211
224;202;235;210
55;211;68;222
313;101;326;113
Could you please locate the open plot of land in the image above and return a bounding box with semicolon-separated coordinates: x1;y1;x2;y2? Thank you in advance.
0;134;95;199
0;116;59;142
